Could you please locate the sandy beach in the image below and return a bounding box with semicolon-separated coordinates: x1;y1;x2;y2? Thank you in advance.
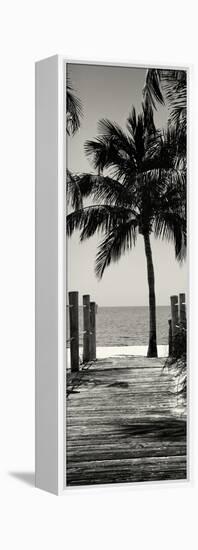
66;344;168;369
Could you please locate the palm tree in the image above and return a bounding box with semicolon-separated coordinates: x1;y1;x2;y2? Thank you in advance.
67;104;186;357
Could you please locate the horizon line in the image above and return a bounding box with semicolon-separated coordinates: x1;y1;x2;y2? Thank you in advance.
76;304;171;308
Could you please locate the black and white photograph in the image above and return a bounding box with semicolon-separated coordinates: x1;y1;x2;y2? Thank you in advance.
2;0;198;543
66;63;187;487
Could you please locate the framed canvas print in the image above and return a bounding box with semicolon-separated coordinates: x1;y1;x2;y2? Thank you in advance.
35;56;188;494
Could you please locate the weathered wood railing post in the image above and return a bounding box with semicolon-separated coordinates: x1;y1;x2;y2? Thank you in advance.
69;291;79;372
83;294;90;363
168;319;172;356
90;301;96;361
179;292;186;326
170;295;179;354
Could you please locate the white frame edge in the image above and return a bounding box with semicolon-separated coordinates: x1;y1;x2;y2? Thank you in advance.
35;55;65;495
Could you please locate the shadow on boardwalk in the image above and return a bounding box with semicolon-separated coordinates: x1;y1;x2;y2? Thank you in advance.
66;355;187;486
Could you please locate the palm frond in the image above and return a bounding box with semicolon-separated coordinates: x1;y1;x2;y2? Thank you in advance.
136;166;186;211
143;69;165;109
126;107;137;135
66;204;133;240
95;219;138;278
84;137;110;172
127;107;145;172
98;119;134;155
167;86;186;128
143;68;187;131
142;95;156;136
84;132;137;181
77;173;136;208
144;126;186;171
66;170;83;210
153;211;186;262
158;169;186;216
66;77;83;135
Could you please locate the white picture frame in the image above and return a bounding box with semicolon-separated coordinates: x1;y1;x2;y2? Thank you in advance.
35;56;189;495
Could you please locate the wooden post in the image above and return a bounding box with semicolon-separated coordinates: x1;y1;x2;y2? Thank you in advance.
83;295;90;363
68;291;79;372
170;295;179;352
168;319;172;356
90;302;96;361
179;293;186;326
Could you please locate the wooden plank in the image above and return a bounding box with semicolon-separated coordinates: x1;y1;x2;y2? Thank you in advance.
66;355;187;486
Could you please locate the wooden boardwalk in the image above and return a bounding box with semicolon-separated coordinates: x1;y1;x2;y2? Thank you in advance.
66;355;187;486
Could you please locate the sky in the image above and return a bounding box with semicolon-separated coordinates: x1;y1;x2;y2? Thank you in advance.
67;63;187;307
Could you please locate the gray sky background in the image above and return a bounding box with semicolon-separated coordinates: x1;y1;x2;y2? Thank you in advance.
67;63;187;307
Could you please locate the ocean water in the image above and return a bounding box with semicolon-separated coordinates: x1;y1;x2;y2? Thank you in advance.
67;306;171;347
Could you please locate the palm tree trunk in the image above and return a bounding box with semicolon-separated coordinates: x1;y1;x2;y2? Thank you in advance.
143;232;158;357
